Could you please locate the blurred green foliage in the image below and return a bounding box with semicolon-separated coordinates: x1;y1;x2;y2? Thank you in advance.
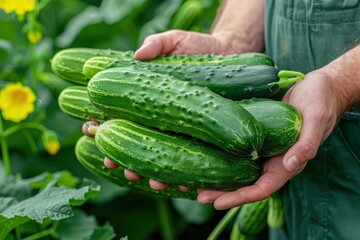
0;0;234;239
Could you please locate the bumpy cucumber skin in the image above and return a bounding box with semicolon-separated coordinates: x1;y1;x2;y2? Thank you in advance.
149;52;275;66
238;98;302;157
87;67;264;157
93;119;262;190
236;198;269;236
58;86;111;122
75;135;197;199
51;48;133;85
83;56;280;100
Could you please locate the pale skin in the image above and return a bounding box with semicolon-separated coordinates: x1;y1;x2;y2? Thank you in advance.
83;0;360;210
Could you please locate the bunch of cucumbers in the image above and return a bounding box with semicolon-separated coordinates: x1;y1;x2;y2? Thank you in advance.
50;47;303;198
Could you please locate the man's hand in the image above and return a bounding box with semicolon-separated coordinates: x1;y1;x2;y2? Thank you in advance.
197;69;341;209
134;29;256;61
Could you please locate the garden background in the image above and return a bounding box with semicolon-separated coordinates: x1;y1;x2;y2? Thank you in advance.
0;0;239;239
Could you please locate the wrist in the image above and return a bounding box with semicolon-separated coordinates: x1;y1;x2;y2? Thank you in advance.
317;46;360;115
211;30;264;54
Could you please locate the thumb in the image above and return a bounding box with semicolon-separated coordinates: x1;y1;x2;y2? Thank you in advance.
282;118;322;172
135;30;184;60
135;41;161;60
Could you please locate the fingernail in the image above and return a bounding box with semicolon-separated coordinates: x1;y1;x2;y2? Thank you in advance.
284;155;300;172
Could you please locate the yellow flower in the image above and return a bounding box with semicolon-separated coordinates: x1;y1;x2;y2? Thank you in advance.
0;82;36;122
27;29;43;44
0;0;36;17
42;130;61;155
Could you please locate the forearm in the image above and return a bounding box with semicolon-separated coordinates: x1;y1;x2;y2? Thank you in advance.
210;0;265;53
319;44;360;116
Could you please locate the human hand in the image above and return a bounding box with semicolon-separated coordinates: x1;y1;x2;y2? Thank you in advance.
134;29;257;60
197;69;342;209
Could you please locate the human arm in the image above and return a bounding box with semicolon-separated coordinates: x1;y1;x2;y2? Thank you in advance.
198;44;360;210
135;0;265;60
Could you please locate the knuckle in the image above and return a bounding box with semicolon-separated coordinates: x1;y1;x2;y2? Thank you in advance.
298;141;318;160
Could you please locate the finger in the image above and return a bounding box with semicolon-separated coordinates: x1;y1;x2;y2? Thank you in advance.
205;155;304;210
124;169;143;181
197;190;227;204
177;185;190;192
149;179;169;190
282;112;322;172
135;30;185;60
103;157;119;169
82;121;99;137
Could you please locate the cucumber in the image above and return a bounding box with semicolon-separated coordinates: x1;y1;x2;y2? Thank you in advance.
51;48;133;85
238;98;302;157
57;87;301;158
87;67;264;158
149;52;274;66
235;198;269;236
88;119;262;190
267;191;285;229
75;135;197;199
83;56;280;100
58;86;111;122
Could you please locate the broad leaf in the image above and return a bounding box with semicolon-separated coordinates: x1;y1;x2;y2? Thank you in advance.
0;178;100;239
57;209;115;240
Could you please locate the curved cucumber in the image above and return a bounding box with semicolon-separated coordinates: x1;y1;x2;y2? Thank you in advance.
236;198;269;236
83;56;280;100
75;135;197;199
89;119;262;190
58;86;111;122
87;67;263;158
51;48;133;85
238;98;302;157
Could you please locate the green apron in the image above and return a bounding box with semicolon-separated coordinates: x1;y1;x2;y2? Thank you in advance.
265;1;360;239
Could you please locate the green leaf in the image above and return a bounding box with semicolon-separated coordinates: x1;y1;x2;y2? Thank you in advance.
0;179;100;239
56;209;115;240
84;222;117;240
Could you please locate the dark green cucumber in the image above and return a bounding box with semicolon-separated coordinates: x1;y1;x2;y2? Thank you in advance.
87;67;264;158
51;48;133;85
89;119;262;190
58;86;111;122
75;135;197;199
267;191;285;229
83;56;280;100
149;52;274;66
236;198;269;236
238;98;302;157
57;87;301;157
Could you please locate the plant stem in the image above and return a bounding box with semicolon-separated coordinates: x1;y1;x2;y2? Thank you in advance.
1;122;47;138
22;222;59;240
207;206;241;240
0;116;11;175
156;197;176;240
23;130;38;153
